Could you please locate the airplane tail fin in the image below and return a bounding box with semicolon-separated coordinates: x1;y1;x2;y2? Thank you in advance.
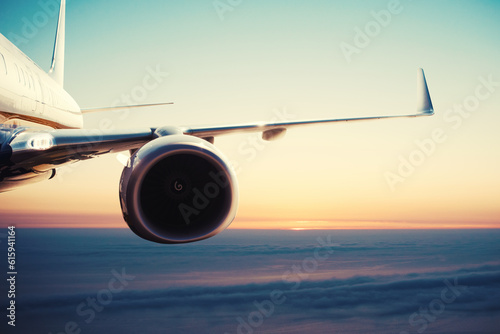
417;68;434;115
48;0;66;87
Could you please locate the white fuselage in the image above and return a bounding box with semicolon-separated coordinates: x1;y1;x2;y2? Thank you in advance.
0;33;82;129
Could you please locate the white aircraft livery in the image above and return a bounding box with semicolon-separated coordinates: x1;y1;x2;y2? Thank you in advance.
0;0;434;243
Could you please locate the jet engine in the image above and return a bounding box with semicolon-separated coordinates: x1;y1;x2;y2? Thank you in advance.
119;135;238;243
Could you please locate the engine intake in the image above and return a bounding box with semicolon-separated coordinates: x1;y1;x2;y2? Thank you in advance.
120;135;238;243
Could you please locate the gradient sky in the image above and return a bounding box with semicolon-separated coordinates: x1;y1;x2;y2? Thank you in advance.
0;0;499;229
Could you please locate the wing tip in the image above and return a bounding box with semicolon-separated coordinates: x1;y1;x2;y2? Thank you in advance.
417;68;435;116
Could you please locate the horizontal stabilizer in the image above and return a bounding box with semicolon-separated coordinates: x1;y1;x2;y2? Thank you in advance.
81;102;174;114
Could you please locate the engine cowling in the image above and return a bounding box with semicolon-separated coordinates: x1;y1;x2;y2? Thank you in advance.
119;135;238;244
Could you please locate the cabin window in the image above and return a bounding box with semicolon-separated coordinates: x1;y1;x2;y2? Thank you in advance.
19;67;24;85
21;68;28;88
34;76;41;96
14;64;20;83
0;53;6;75
17;66;22;84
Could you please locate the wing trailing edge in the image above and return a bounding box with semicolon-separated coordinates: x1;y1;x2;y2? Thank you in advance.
184;68;435;140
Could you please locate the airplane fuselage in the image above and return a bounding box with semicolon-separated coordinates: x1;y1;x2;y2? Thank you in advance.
0;34;82;130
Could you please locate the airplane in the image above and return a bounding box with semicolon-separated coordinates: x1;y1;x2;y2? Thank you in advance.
0;0;434;244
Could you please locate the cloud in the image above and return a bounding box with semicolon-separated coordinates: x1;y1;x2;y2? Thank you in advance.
3;229;500;334
16;265;500;320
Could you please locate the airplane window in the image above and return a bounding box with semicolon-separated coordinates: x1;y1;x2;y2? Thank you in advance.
19;67;24;85
14;64;20;83
20;68;26;86
0;53;6;75
42;84;48;102
22;68;28;88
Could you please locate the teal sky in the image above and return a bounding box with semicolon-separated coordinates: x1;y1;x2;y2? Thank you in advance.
0;0;499;227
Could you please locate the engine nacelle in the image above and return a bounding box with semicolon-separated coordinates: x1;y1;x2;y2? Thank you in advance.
119;135;238;243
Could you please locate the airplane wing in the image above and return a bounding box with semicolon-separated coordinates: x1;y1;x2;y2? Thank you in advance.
0;126;156;191
183;110;431;141
6;128;154;167
0;69;434;191
183;68;434;141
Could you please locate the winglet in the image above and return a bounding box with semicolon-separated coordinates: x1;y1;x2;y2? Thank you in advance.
48;0;66;87
417;68;434;115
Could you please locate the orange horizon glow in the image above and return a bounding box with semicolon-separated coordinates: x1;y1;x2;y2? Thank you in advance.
1;211;498;230
1;1;499;235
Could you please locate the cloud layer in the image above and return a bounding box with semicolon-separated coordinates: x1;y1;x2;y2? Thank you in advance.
1;229;499;333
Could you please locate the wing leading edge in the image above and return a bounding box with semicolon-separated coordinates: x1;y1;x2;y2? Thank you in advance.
0;68;434;191
184;68;434;140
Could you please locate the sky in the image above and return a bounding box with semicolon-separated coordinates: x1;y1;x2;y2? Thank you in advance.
0;0;499;229
1;229;499;333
